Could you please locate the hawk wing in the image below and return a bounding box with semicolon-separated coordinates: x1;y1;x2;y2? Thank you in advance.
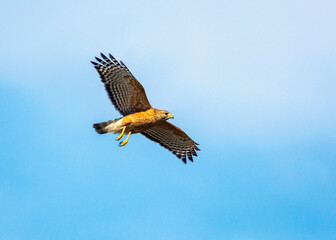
141;122;200;163
91;53;152;116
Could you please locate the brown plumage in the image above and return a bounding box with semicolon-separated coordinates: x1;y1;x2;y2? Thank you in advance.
91;53;200;163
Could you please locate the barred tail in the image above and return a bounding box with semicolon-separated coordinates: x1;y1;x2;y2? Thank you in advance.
93;120;115;134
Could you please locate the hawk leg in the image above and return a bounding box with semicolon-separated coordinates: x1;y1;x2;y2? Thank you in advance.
119;131;132;147
116;126;126;141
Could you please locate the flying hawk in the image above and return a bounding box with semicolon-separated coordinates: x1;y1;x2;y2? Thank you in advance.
91;53;200;163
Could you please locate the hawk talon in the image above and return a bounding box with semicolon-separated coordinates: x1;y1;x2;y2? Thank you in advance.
119;131;131;147
116;126;126;141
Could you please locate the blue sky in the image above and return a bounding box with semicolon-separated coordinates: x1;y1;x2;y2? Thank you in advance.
1;0;336;239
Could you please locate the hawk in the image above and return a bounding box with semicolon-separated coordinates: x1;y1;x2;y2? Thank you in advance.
91;53;200;163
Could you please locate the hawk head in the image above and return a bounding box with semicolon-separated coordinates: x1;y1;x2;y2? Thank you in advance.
156;110;174;121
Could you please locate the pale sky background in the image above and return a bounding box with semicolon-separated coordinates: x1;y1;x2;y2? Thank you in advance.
1;0;336;239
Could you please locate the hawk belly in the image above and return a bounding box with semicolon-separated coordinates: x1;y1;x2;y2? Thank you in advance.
107;108;157;134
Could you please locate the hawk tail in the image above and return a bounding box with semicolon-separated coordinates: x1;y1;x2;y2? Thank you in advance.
93;120;115;134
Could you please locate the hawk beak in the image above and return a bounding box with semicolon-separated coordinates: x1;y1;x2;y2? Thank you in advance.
169;114;174;119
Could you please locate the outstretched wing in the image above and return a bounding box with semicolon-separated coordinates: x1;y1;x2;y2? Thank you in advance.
91;53;152;116
141;122;200;163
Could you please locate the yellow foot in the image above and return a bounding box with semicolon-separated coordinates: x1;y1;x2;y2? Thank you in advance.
116;126;126;141
119;131;131;147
